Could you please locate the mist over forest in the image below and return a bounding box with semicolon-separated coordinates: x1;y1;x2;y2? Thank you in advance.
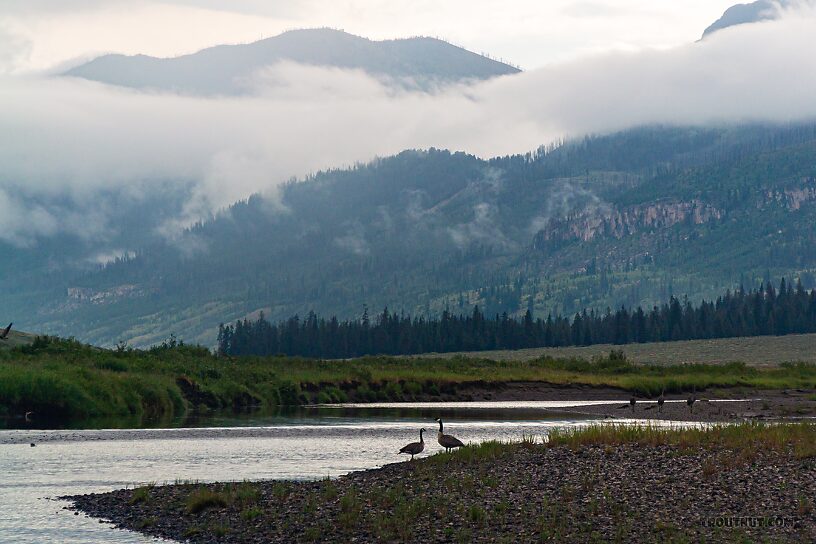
2;1;816;347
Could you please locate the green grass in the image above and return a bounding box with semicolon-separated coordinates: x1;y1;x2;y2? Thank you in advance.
185;488;229;514
129;484;154;505
1;336;815;422
547;422;816;458
240;507;262;521
182;482;261;516
423;423;816;468
436;333;816;367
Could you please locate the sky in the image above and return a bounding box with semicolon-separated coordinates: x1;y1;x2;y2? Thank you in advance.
0;0;740;73
1;0;816;248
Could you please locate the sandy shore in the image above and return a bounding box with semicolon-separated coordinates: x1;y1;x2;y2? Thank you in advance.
66;438;816;543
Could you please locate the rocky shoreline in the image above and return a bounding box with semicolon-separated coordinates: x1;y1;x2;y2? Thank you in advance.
406;383;816;423
550;388;816;423
66;430;816;543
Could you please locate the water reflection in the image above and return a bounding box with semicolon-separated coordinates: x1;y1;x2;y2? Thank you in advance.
0;401;695;544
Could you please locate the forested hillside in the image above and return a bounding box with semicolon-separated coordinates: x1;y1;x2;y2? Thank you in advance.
10;123;816;347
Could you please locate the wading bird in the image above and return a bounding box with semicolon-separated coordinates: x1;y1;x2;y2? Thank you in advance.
435;418;464;453
399;428;426;461
0;323;12;340
657;389;665;414
629;396;636;413
687;385;697;414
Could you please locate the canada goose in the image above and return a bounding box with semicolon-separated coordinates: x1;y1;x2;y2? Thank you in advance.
629;396;636;413
657;389;665;413
687;385;696;414
0;323;11;340
24;411;33;422
435;418;464;452
399;428;426;461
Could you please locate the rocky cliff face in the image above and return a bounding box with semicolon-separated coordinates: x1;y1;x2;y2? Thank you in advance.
66;285;151;305
533;200;723;248
761;178;816;210
533;176;816;250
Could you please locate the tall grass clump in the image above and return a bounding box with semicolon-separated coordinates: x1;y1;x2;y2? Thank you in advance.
186;488;229;514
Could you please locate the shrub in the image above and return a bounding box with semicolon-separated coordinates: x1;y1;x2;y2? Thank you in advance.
277;381;300;405
96;359;128;373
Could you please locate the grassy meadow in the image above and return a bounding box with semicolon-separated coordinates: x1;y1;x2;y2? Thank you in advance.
425;333;816;366
1;336;816;422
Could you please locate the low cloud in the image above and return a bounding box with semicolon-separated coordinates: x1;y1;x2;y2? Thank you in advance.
448;202;516;251
529;181;610;235
334;223;370;256
1;9;816;247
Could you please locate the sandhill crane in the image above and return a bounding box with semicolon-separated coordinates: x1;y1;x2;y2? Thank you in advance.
435;418;464;453
0;323;12;340
657;389;665;413
687;385;697;414
399;428;426;461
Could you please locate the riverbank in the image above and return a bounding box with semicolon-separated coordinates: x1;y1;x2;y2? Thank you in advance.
66;423;816;543
2;337;815;423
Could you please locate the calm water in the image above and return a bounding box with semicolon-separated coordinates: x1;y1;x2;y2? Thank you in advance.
0;402;691;543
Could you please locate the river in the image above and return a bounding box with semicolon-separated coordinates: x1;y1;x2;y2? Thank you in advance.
0;401;694;543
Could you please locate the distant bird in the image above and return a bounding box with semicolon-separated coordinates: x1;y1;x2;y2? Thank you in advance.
24;411;33;423
687;386;697;414
399;428;426;461
30;443;35;447
657;389;665;414
0;323;12;340
435;418;465;453
629;396;637;413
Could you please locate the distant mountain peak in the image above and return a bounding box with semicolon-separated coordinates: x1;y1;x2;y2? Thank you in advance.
702;1;787;39
64;28;520;95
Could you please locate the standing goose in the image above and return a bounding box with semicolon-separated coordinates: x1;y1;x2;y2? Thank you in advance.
657;388;665;414
399;428;426;461
435;418;465;453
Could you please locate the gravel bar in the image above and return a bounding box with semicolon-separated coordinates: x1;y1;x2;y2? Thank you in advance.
66;440;816;543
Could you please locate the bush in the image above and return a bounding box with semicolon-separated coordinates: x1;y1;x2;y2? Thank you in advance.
277;381;301;405
96;359;128;373
384;382;403;400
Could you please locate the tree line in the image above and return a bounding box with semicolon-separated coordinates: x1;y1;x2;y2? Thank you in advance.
217;279;816;358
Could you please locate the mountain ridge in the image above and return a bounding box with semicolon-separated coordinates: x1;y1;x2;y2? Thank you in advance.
8;123;816;347
64;28;521;94
702;1;786;39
